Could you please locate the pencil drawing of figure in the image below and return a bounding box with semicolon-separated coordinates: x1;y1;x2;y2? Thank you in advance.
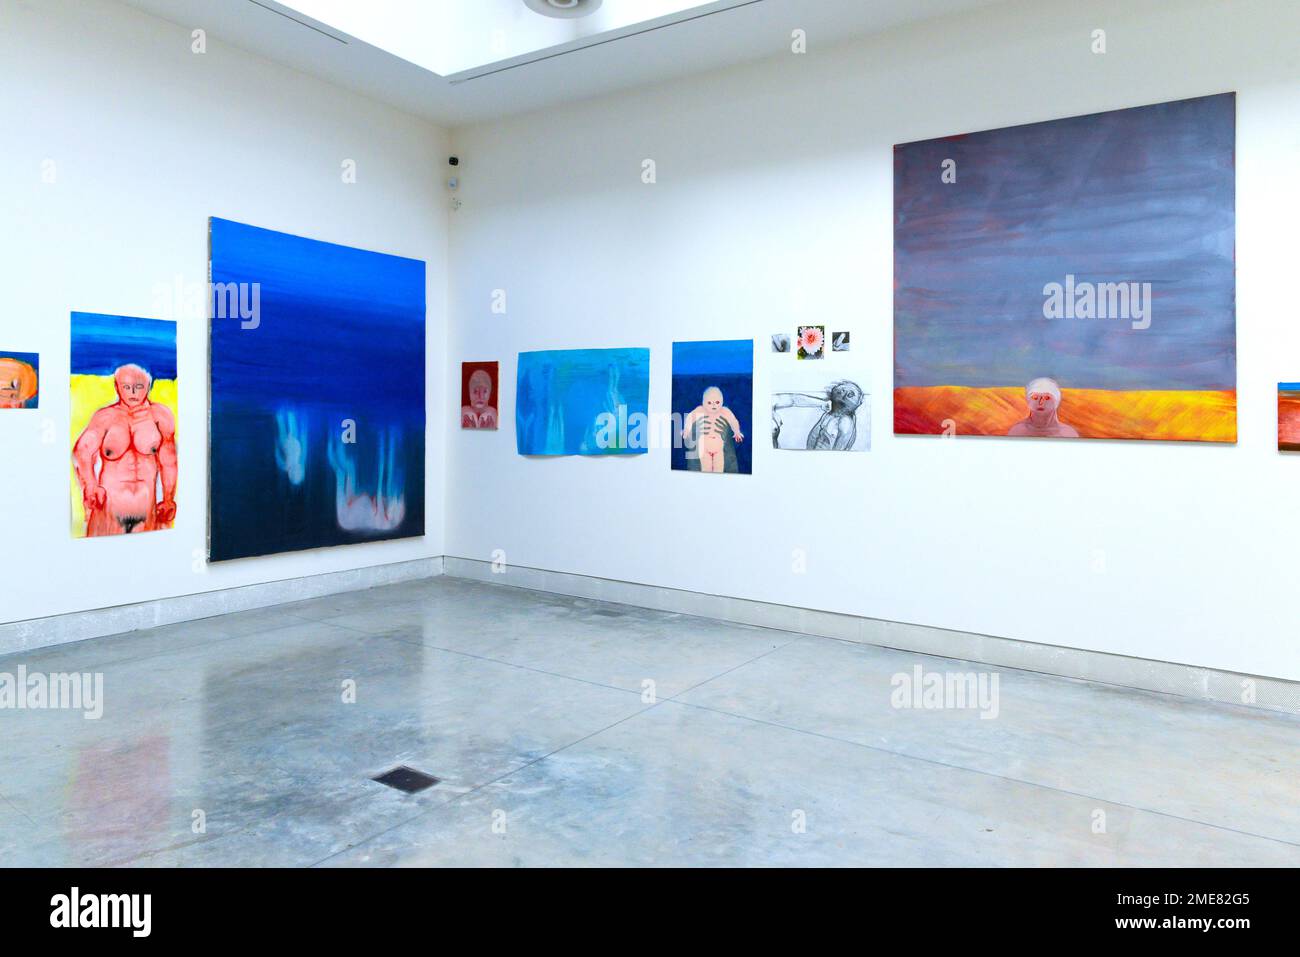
772;378;869;451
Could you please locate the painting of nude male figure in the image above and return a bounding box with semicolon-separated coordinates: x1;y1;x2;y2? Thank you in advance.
70;312;178;537
772;366;871;452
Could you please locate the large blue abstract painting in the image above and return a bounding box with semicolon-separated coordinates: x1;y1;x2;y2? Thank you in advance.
208;218;425;561
516;348;650;455
671;339;753;474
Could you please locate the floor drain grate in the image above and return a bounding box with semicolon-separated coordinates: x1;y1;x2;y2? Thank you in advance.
373;766;440;793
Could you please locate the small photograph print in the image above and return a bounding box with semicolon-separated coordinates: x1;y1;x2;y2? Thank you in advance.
771;333;791;354
796;325;825;360
832;331;850;352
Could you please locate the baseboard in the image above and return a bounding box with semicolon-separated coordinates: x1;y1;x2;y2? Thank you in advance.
7;553;1296;717
0;556;445;657
441;556;1300;716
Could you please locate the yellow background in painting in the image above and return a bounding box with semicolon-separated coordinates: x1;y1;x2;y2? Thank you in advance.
69;374;179;537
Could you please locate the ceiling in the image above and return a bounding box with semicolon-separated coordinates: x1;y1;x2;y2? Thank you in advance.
119;0;1005;128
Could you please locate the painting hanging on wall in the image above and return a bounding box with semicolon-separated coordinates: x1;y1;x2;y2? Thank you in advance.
461;361;499;430
772;367;871;452
671;339;753;474
516;348;649;455
69;313;177;537
893;93;1236;442
1280;384;1300;452
0;351;39;409
208;217;426;562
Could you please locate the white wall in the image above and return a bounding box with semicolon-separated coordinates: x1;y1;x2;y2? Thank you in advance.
446;0;1300;681
0;0;448;623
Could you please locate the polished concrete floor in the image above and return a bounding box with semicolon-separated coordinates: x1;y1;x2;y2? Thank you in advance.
1;576;1296;867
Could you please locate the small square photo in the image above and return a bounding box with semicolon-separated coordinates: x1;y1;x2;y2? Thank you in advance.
796;325;825;360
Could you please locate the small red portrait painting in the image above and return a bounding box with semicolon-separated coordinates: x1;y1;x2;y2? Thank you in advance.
461;361;499;430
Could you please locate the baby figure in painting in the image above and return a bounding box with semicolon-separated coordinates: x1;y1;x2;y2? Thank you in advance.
683;386;744;473
461;369;498;430
1006;376;1079;438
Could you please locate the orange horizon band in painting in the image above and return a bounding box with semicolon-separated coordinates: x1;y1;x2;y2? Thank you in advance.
894;386;1237;443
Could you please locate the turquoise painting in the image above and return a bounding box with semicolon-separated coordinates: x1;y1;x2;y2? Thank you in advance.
516;348;650;455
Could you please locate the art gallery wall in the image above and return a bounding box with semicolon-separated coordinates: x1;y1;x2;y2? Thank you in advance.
445;0;1300;681
0;0;449;624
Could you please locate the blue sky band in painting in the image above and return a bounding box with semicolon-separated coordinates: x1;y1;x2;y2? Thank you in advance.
208;218;426;562
209;218;425;414
71;313;177;379
894;93;1235;392
671;339;753;376
1281;383;1300;392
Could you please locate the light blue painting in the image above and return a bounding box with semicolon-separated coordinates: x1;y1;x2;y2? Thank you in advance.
516;348;650;456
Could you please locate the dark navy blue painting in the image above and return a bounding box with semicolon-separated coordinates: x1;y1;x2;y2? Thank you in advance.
208;218;425;561
671;339;753;474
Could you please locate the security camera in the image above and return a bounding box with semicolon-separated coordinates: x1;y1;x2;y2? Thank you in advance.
448;156;460;167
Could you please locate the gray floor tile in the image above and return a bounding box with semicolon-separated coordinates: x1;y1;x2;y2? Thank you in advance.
3;576;1295;868
2;629;647;865
674;636;1300;844
321;701;1299;868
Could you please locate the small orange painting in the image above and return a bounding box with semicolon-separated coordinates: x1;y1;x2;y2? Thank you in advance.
1280;384;1300;452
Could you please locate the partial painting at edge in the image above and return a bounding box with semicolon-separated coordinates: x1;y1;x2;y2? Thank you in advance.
0;351;39;409
893;93;1236;442
1280;384;1300;452
208;217;426;562
515;348;650;456
70;313;178;537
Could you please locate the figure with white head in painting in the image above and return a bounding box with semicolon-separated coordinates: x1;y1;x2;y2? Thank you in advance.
1006;376;1079;438
72;363;177;535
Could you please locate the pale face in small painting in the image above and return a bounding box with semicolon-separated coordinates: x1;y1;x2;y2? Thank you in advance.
703;387;723;414
468;369;493;411
114;364;152;407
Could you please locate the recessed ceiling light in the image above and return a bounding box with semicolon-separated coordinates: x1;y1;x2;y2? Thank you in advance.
523;0;604;19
